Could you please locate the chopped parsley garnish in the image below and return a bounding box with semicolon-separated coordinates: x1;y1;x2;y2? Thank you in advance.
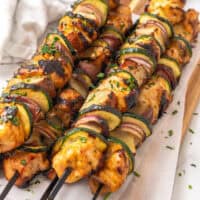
126;76;136;90
189;128;195;134
166;145;174;150
11;117;20;126
21;159;27;166
104;193;111;200
177;101;180;105
188;185;193;190
172;110;178;115
97;72;105;79
190;163;197;168
178;172;182;177
88;94;95;102
168;130;174;137
134;171;141;177
89;83;96;89
80;137;87;143
41;37;59;55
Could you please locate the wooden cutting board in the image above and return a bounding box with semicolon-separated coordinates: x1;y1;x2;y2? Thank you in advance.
182;61;200;140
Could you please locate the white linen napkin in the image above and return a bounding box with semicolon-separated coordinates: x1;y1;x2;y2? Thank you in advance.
0;0;75;64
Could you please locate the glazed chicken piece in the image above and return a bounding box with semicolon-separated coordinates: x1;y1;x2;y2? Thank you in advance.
3;151;49;187
174;9;199;42
147;0;185;24
52;129;107;183
89;141;130;194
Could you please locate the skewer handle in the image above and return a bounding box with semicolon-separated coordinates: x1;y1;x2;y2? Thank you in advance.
0;171;19;200
40;175;58;200
92;184;103;200
47;168;72;200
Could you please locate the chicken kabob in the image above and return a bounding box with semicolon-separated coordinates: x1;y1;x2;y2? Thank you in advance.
0;1;133;199
89;7;199;200
0;0;110;197
47;1;175;199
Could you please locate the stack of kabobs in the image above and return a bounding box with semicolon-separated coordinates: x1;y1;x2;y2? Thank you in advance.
0;0;133;198
0;0;199;199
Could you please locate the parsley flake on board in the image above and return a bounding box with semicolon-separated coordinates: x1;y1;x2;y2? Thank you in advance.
134;171;141;177
188;185;193;190
189;128;195;134
172;110;178;115
166;145;174;150
168;130;174;137
190;163;197;168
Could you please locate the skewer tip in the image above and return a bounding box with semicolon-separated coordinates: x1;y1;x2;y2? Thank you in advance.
92;184;103;200
0;171;19;200
47;168;72;200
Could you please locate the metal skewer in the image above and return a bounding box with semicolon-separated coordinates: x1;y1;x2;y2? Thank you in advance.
0;171;19;200
46;168;72;200
40;175;58;200
92;184;103;200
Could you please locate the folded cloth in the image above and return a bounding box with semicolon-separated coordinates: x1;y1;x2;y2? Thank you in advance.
0;0;75;64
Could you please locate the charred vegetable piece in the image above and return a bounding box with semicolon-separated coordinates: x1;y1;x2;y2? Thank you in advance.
110;129;136;154
79;105;122;131
74;115;109;136
73;0;108;27
127;35;163;60
20;145;49;153
52;127;107;183
138;13;174;38
6;83;52;112
166;35;192;66
6;76;56;98
157;56;181;88
81;89;117;111
0;102;32;153
40;32;76;58
117;47;156;76
121;112;152;146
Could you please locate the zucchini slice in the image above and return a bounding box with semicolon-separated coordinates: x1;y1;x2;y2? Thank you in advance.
21;145;49;153
158;56;181;79
173;35;192;57
73;0;108;27
127;35;163;60
79;105;122;131
110;129;136;154
44;32;76;56
8;83;52;112
139;13;174;38
117;47;156;75
5;76;56;98
123;113;152;137
59;127;107;148
81;89;116;113
108;136;135;174
0;101;32;152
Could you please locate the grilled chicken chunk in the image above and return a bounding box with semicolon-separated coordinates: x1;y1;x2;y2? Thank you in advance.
89;141;129;194
52;129;107;183
3;151;49;187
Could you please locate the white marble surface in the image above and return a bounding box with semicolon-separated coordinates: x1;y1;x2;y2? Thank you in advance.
172;102;200;200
